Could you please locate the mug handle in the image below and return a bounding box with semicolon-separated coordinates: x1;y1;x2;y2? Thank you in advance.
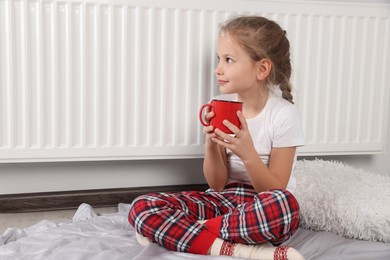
199;104;212;126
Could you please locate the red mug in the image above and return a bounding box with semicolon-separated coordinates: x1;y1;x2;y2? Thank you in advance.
199;99;243;134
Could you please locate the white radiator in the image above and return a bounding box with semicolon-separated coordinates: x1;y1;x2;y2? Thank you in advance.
0;0;389;162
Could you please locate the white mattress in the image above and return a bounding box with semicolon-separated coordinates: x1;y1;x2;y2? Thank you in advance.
1;203;389;260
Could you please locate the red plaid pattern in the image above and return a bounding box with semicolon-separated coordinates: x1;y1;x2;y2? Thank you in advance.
128;182;299;253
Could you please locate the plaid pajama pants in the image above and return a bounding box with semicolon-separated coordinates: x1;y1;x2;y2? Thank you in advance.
128;182;299;255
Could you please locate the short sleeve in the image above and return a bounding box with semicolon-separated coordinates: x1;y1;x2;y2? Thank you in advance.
272;105;304;148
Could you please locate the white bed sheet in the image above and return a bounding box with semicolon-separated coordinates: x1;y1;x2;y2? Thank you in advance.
1;203;389;260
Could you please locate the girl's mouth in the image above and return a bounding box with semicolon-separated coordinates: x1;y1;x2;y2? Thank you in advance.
218;80;228;85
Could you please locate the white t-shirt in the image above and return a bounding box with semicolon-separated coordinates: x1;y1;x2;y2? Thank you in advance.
215;92;304;194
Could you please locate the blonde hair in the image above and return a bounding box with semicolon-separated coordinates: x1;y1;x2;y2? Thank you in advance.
219;16;294;103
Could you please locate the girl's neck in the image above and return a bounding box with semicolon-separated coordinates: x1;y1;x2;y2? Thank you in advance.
237;87;269;119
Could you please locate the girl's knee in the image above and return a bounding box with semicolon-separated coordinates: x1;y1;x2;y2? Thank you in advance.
269;189;300;233
259;189;299;209
128;194;160;227
128;195;146;227
255;189;300;222
279;189;300;213
254;189;300;243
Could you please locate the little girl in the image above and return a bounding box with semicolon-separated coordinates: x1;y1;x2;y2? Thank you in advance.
129;16;305;260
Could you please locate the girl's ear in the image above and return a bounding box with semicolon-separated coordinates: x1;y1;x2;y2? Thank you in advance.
256;59;272;81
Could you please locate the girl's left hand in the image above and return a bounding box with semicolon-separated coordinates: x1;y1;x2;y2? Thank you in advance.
211;111;257;162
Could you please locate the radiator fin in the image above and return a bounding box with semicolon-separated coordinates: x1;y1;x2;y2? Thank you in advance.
0;0;389;162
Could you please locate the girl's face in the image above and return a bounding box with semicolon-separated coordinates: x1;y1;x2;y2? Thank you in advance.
215;34;260;95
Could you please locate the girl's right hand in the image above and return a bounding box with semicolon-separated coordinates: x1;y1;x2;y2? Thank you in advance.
203;110;217;143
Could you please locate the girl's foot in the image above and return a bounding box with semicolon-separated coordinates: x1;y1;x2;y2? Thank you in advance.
135;231;153;246
211;238;305;260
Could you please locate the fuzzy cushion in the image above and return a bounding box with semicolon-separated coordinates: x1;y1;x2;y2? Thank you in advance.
294;159;390;243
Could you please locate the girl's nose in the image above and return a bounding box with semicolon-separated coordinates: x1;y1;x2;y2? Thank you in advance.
215;63;223;75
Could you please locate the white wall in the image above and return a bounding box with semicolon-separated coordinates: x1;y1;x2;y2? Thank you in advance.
0;159;206;195
0;151;389;195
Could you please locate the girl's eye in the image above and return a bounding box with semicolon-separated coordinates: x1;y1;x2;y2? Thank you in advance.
216;55;234;63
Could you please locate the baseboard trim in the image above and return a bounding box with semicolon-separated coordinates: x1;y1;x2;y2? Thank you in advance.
0;184;209;213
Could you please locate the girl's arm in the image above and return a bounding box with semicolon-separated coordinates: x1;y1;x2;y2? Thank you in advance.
211;111;295;193
240;146;296;192
202;110;229;191
203;136;229;191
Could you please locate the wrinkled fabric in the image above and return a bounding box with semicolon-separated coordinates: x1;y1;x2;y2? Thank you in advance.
1;203;389;260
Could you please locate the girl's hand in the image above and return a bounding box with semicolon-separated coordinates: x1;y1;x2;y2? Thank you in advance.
211;111;257;161
202;110;219;144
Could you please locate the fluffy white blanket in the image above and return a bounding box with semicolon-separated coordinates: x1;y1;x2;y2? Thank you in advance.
294;159;390;243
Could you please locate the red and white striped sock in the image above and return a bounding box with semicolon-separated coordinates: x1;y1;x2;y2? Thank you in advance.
210;238;305;260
